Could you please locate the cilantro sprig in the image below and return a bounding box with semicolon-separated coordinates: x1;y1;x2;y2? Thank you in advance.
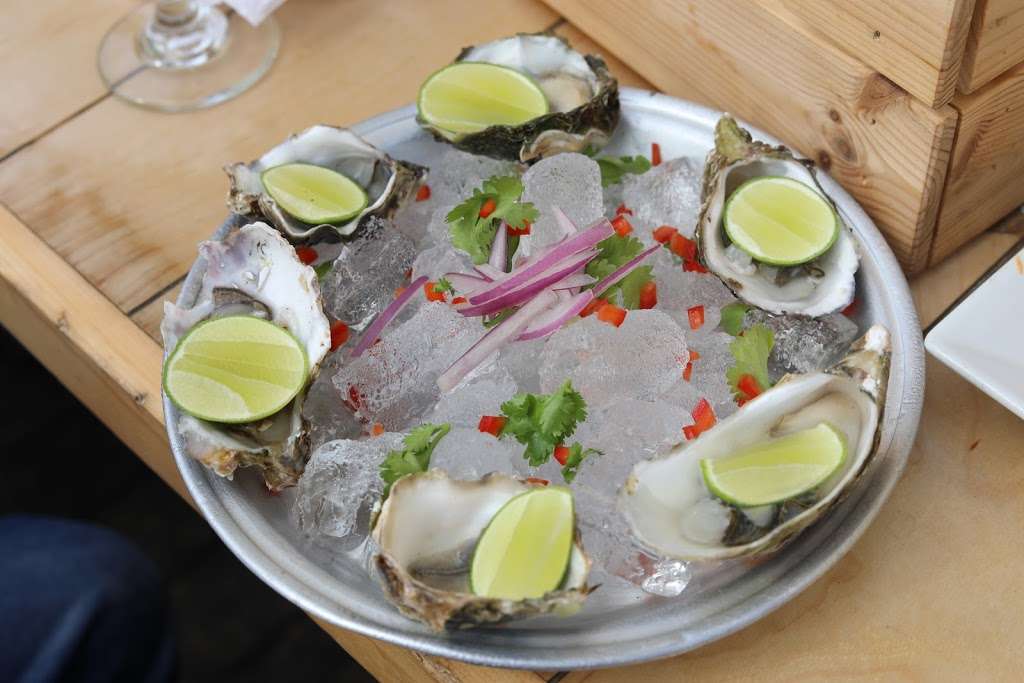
585;234;654;309
594;155;652;187
720;302;751;336
433;277;455;296
378;423;451;498
445;175;538;264
559;443;601;483
725;324;774;400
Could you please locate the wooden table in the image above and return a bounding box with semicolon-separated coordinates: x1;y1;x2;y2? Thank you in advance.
2;1;1022;680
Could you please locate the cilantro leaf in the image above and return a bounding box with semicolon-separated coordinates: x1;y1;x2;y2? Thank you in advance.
560;444;601;483
379;423;451;498
725;324;774;399
500;381;589;467
434;277;454;295
595;155;652;187
585;234;654;308
720;302;751;336
445;175;538;264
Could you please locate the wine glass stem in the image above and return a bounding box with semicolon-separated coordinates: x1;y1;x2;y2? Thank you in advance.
141;0;229;69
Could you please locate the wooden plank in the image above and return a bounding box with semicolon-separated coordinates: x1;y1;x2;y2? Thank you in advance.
133;281;183;343
559;227;1024;683
932;62;1024;264
0;0;559;314
0;0;135;157
959;0;1024;93
779;0;975;107
543;0;958;274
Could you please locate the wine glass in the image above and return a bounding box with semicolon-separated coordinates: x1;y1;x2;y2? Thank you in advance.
97;0;280;112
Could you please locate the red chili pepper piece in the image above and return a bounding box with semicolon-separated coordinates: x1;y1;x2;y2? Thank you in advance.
737;373;762;399
597;303;627;327
329;321;349;351
507;220;532;237
479;197;497;218
652;225;678;244
371;423;385;437
690;398;717;437
651;142;662;166
451;296;467;305
553;445;570;466
639;281;657;309
347;385;362;410
842;298;859;317
689;350;701;361
683;259;709;273
477;415;507;437
616;203;633;216
580;297;608;318
295;246;318;265
525;477;550;486
682;362;693;382
682;425;699;441
415;184;431;201
611;215;633;237
669;233;697;261
687;305;705;330
423;281;447;302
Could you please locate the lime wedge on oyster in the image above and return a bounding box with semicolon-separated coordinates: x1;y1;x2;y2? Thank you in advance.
163;315;308;424
700;422;847;507
470;486;574;600
417;62;549;137
723;176;839;266
261;163;368;225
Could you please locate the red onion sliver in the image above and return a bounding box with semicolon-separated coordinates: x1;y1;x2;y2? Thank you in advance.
350;275;428;358
456;250;595;317
444;272;487;293
438;289;558;392
552;206;579;239
474;263;505;280
550;273;596;290
488;221;508;273
592;244;660;297
518;290;594;341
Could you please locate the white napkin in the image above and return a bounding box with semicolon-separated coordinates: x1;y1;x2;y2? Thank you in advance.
222;0;286;26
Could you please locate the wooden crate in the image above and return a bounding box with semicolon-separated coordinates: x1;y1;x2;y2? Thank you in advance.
544;0;1024;274
960;0;1024;93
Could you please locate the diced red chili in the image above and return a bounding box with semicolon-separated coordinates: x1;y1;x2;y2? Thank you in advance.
477;415;507;437
597;303;627;327
553;445;570;466
612;215;633;237
652;225;678;244
639;281;658;309
424;281;447;302
525;477;549;486
682;425;699;441
616;203;633;216
415;184;431;201
687;305;705;330
451;296;467;305
683;259;708;273
682;362;693;382
295;246;318;265
651;142;662;166
347;385;362;410
689;350;701;361
737;373;762;399
479;197;497;218
691;398;717;433
329;321;349;351
669;233;697;261
842;298;859;317
371;423;385;437
507;220;532;236
580;297;608;318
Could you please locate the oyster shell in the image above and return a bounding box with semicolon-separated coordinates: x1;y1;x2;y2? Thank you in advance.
371;470;591;630
225;125;425;242
621;325;890;560
696;116;859;316
420;33;620;162
162;222;331;491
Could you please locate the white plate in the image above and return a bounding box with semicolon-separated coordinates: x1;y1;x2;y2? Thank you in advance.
925;241;1024;419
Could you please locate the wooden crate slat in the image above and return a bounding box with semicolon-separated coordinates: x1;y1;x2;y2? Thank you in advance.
959;0;1024;94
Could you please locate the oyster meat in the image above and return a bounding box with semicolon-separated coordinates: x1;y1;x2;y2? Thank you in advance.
162;222;331;491
696;117;859;316
620;325;890;560
226;125;425;242
372;470;591;630
421;33;620;162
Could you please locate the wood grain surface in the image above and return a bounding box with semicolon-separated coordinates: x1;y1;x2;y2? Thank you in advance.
959;0;1024;93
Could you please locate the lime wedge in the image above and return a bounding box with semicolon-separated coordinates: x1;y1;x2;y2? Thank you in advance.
261;163;368;225
700;423;847;507
418;62;549;136
723;176;839;266
470;487;574;600
163;315;308;424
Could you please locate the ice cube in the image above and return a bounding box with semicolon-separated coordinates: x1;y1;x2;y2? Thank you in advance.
293;433;405;540
302;354;363;452
744;310;860;380
429;149;518;208
428;363;518;428
331;301;482;431
650;252;737;335
428;428;523;480
411;243;473;282
320;217;418;329
521;153;604;252
640;559;691;597
497;338;547;394
539;310;688;409
392;192;434;247
621;156;703;238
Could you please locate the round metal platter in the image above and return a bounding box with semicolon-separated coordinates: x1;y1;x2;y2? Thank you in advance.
165;88;925;670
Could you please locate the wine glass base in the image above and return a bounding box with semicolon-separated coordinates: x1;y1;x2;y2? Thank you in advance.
98;3;280;113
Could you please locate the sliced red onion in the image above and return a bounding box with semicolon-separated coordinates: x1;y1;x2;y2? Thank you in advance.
468;219;613;305
456;249;595;317
443;272;487;293
438;290;558;392
488;221;508;273
592;244;660;297
350;276;428;358
552;206;579;238
550;273;596;290
474;263;505;280
518;290;594;341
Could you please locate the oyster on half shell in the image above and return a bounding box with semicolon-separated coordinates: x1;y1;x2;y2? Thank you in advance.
372;470;591;630
162;222;331;491
621;325;890;561
696;116;859;316
420;33;620;162
226;125;425;242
